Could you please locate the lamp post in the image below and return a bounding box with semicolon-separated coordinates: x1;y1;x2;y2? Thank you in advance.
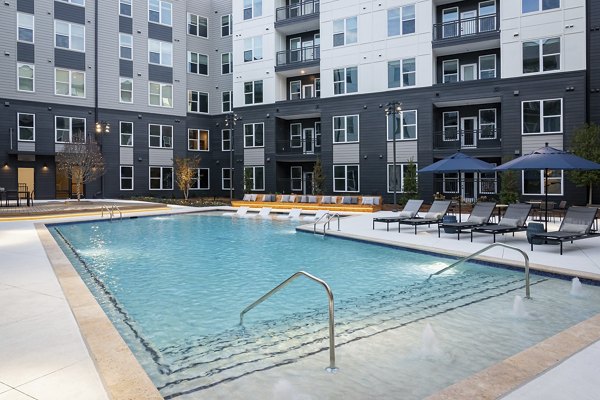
385;102;402;207
95;121;110;197
224;112;240;201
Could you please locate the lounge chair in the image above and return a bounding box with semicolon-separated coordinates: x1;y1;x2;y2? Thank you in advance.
470;203;533;243
277;208;302;220
245;207;272;219
372;199;424;231
530;206;599;255
398;200;452;235
438;202;496;240
303;209;330;222
222;206;249;217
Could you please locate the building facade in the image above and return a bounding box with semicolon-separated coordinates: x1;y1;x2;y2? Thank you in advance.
0;0;598;204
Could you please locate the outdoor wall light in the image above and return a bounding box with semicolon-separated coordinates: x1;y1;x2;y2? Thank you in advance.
138;157;143;162
42;163;48;170
513;90;520;96
3;162;8;169
363;155;368;159
379;154;383;159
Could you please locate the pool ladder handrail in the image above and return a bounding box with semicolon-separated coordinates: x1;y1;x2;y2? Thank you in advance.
101;205;123;221
427;242;531;299
313;212;341;235
239;270;338;372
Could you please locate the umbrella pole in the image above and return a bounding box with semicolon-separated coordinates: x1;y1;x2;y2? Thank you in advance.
544;168;548;232
458;171;462;223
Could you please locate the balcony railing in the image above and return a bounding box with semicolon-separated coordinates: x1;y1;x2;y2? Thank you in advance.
276;45;320;67
433;129;501;150
276;138;322;155
433;14;498;41
276;0;320;22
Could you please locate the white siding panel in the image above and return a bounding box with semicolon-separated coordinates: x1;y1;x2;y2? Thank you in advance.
522;134;563;153
387;141;418;163
18;142;35;152
333;143;359;164
149;148;174;165
244;148;264;165
120;147;134;165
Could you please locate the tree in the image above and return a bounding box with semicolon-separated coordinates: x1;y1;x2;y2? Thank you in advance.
55;139;105;201
499;169;519;204
568;123;600;204
175;156;201;200
312;157;326;195
243;168;253;194
400;158;418;205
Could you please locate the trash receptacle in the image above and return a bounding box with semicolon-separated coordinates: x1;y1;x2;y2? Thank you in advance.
526;223;545;245
443;215;458;233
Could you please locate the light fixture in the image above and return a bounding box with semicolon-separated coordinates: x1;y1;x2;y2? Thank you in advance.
42;163;48;170
95;121;110;134
2;162;8;168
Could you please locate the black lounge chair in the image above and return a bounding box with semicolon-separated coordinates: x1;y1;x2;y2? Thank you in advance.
470;203;533;243
398;200;452;235
372;199;424;231
438;202;497;240
531;206;599;255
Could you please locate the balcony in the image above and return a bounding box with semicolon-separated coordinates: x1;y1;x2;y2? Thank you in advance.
275;1;320;35
433;129;501;151
275;138;321;161
432;14;500;55
275;45;320;74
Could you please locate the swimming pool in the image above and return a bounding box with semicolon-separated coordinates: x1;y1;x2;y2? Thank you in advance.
50;213;600;399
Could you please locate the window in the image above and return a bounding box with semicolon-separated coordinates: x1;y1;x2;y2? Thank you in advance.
443;172;459;193
333;165;359;192
333;115;359;143
523;37;560;74
388;58;416;88
222;15;232;37
120;78;133;103
149;82;173;107
387;163;417;193
479;109;497;139
243;36;263;62
57;0;84;5
443;60;458;83
315;78;321;98
18;113;35;141
120;166;134;190
244;80;263;105
149;0;172;26
387;5;416;36
119;33;132;60
522;0;560;13
17;63;34;92
188;90;208;113
190;168;210;190
188;52;208;75
244;123;264;148
55;116;86;143
290;123;302;147
290;80;301;100
149;124;172;148
222;91;232;113
522;99;562;134
479;1;497;32
55;68;85;97
291;166;302;191
120;0;132;17
244;166;264;191
149;167;173;190
222;129;232;151
188;14;208;38
149;39;173;67
188;129;209;151
480;171;497;194
333;16;357;46
315;122;321;147
387;110;417;140
222;168;233;190
17;13;34;43
479;55;496;79
523;170;563;195
333;67;358;95
221;53;232;74
55;20;85;51
443;111;459;141
120;121;133;146
243;0;262;20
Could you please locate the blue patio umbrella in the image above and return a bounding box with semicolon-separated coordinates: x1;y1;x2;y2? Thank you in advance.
419;153;495;222
495;144;600;230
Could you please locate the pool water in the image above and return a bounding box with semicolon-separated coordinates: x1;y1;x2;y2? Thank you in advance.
51;213;600;399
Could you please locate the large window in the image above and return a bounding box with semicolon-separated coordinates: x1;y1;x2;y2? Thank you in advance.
149;167;173;190
120;166;134;190
149;82;173;107
388;58;416;88
55;116;86;143
119;33;133;60
479;109;497;139
333;16;357;47
120;121;133;146
188;14;208;38
243;0;262;20
387;163;417;193
443;111;459;141
333;67;358;95
290;123;302;147
149;39;173;67
290;80;301;100
149;0;172;26
119;0;132;17
243;36;263;62
222;129;232;151
222;168;233;190
333;115;359;143
222;53;232;74
55;20;85;51
387;5;416;36
17;13;34;43
479;55;496;79
523;170;563;195
522;0;560;13
55;68;85;97
333;165;359;192
188;90;208;113
188;52;208;75
443;59;459;83
149;124;173;148
190;168;210;190
222;91;232;113
17;63;34;92
18;113;35;141
387;110;417;140
188;129;209;151
119;77;133;103
244;80;263;105
244;123;264;148
291;166;302;191
523;38;560;74
244;166;265;191
222;14;232;37
522;99;562;134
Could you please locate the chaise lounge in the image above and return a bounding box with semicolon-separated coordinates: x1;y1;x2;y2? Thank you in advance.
470;203;533;243
398;200;452;235
372;199;424;231
437;202;496;240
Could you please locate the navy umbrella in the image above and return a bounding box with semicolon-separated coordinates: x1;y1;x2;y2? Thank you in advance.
495;144;600;230
419;153;495;222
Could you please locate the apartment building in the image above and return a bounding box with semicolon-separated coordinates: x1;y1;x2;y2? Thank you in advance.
0;0;598;204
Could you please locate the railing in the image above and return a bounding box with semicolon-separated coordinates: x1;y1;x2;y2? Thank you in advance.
276;45;320;67
101;204;123;221
433;14;498;41
314;212;340;235
427;243;531;299
239;270;337;372
276;138;322;155
276;0;320;22
433;129;501;150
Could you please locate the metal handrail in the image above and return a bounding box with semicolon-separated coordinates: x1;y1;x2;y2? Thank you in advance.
112;205;122;220
323;213;341;235
427;243;531;299
313;212;330;233
275;0;320;21
239;271;337;372
100;205;122;221
101;205;111;219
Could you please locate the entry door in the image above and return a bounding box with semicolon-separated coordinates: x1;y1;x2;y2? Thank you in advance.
302;40;314;61
303;128;315;154
17;167;34;198
461;64;477;81
290;37;301;62
302;84;314;99
461;10;477;36
461;117;477;148
462;172;477;202
303;172;314;195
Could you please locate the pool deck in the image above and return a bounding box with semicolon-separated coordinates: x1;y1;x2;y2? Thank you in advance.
1;204;600;399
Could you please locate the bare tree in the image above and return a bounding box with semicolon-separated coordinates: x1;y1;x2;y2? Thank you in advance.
175;156;201;200
55;139;105;201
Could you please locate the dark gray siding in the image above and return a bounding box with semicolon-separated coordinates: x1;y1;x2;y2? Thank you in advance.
148;64;173;83
54;49;86;71
17;43;35;63
120;60;133;78
54;1;86;24
148;23;173;42
17;0;34;13
119;16;133;34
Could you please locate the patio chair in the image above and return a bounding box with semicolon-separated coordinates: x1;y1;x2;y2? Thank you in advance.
437;202;497;240
277;208;302;220
372;199;424;231
398;200;452;235
222;206;250;217
530;206;599;255
303;209;330;222
470;203;533;243
245;207;272;219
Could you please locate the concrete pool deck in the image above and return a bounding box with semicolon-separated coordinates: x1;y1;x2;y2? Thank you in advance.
1;204;600;399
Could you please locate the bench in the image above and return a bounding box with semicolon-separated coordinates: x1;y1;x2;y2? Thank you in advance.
231;194;383;213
